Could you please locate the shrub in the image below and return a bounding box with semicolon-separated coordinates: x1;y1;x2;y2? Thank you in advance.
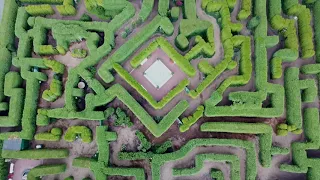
25;4;55;16
28;164;66;179
198;60;214;74
57;4;76;16
104;107;115;119
34;128;62;141
237;0;251;20
175;34;189;50
1;149;69;159
71;48;87;58
114;108;133;127
179;106;204;132
80;13;92;21
158;0;169;16
139;0;154;22
42;79;63;102
64;126;93;143
183;0;196;19
136;131;151;152
44;59;65;74
170;7;180;21
153;140;172;154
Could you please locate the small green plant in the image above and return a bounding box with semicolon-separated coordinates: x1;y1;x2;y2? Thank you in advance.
71;48;87;58
114;108;133;127
276;123;303;136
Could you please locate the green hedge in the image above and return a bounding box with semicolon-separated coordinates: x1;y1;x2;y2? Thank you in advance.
314;1;320;62
114;108;133;127
183;0;196;19
19;0;63;3
25;4;55;16
201;122;273;167
113;63;189;109
237;0;251;20
35;128;62;141
1;149;69;159
64;126;93;143
173;153;240;179
28;164;66;180
71;48;87;58
179;106;204;132
42;79;63;102
139;0;154;21
151;138;257;180
158;0;169;16
136;131;151;152
57;0;76;16
170;7;180;21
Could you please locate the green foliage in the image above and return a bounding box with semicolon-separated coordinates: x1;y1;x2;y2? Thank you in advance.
276;123;302;136
64;126;93;143
0;141;8;180
153;140;172;154
64;176;74;180
71;48;87;58
1;149;69;159
237;0;252;20
104;107;115;119
35;128;62;141
170;7;180;21
80;13;92;21
247;16;260;30
28;164;66;180
179;106;204;132
139;0;154;22
175;34;189;50
183;0;196;19
114;63;189;109
25;4;55;16
42;79;63;102
114;108;133;127
158;0;169;16
57;4;76;16
136;131;151;152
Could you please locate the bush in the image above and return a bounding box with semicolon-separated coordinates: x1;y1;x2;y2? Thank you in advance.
170;7;180;21
153;140;172;154
35;128;62;141
158;0;169;16
175;34;189;50
71;48;87;58
64;126;92;143
80;13;92;21
114;108;133;127
136;131;151;152
179;106;204;132
44;59;65;74
183;0;196;19
1;149;69;159
28;164;66;179
25;4;55;16
42;79;63;102
57;4;76;16
139;0;154;22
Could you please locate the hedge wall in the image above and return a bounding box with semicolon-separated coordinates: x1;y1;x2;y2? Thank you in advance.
19;0;63;3
35;128;62;141
57;0;76;16
139;0;154;21
183;0;196;19
1;149;69;159
179;106;204;132
201;122;273;167
314;1;320;62
237;0;252;20
27;164;66;180
25;4;55;16
64;126;93;143
113;63;189;109
173;153;240;179
151;138;257;180
158;0;169;16
170;7;180;21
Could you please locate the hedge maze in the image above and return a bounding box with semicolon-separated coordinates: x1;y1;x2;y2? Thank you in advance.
0;0;320;179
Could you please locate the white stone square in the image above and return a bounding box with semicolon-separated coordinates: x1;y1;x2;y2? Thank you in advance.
144;59;172;89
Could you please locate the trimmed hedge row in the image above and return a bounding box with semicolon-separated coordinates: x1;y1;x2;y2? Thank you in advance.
42;79;63;102
136;131;151;152
237;0;252;20
25;4;55;16
113;63;189;109
19;0;63;3
98;15;174;83
314;1;320;62
170;7;180;21
104;84;189;137
34;128;62;141
183;0;196;19
64;126;93;143
28;164;66;180
173;153;240;179
158;0;169;16
71;48;87;58
57;0;76;16
1;149;69;159
139;0;154;21
151;138;257;180
201;122;273;167
284;68;317;128
184;36;215;61
179;106;204;132
287;4;315;58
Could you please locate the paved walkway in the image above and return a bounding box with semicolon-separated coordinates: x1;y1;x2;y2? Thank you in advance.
131;48;187;101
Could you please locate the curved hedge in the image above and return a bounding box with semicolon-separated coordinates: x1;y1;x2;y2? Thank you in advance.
64;126;93;143
179;106;204;132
